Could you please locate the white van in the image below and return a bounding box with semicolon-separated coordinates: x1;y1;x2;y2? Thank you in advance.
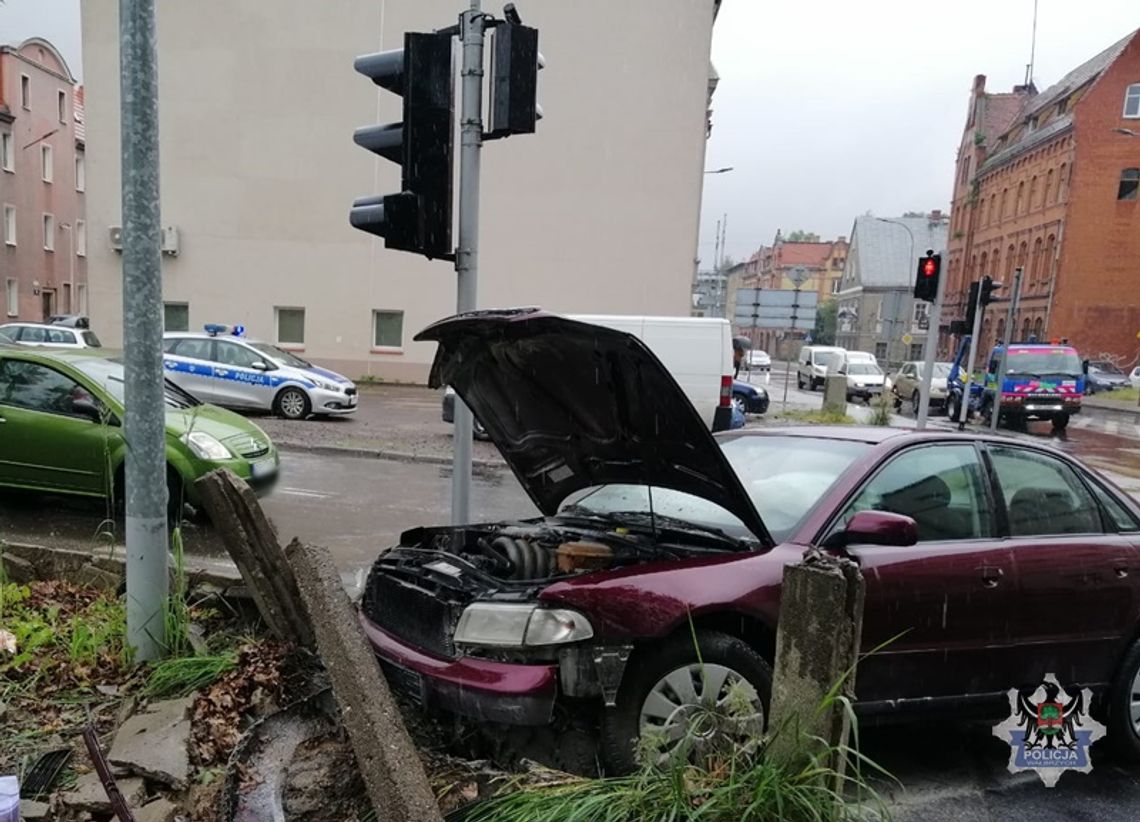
796;345;846;391
443;314;734;433
570;314;734;431
844;350;877;365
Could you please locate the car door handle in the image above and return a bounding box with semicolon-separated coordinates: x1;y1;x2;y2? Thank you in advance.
978;566;1003;588
1113;559;1130;579
0;415;6;423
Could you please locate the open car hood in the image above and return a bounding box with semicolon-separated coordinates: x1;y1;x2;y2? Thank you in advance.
415;309;772;544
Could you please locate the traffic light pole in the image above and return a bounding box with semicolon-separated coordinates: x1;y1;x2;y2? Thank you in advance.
989;266;1023;432
451;0;486;526
956;281;987;430
915;260;945;430
120;0;168;661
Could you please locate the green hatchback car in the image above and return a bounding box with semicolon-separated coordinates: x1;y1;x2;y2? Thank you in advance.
0;346;279;517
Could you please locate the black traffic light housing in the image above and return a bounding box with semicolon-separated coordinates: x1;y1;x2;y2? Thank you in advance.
964;281;980;332
979;275;1000;306
351;32;454;259
913;251;941;302
487;20;543;139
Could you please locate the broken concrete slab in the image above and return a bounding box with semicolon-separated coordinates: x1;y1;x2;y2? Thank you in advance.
60;772;145;814
135;796;181;822
19;799;51;821
109;696;194;789
286;539;442;822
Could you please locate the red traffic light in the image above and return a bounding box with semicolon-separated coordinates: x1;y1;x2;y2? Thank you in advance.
922;259;936;277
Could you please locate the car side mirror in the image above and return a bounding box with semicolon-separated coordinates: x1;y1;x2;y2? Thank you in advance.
252;361;270;371
827;510;918;550
72;398;104;423
1081;359;1089;375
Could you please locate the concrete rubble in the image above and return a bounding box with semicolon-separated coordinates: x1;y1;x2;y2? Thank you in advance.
59;772;146;814
108;696;195;789
135;796;182;822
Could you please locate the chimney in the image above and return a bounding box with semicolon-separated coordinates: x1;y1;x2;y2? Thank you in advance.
973;74;986;94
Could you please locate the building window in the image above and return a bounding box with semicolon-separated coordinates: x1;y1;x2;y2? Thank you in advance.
77;283;87;315
75;155;85;192
912;301;930;325
1118;168;1139;201
1;133;12;172
1000;188;1009;221
1029;175;1038;210
41;145;53;183
1059;163;1069;202
1045;169;1055;204
163;302;190;332
1033;317;1043;339
909;343;924;360
275;307;305;346
76;220;87;256
874;342;888;361
5;278;17;316
372;310;404;348
830;278;840;294
1124;83;1140;118
42;214;54;251
1016;181;1025;214
3;205;14;246
20;75;30;109
57;90;67;124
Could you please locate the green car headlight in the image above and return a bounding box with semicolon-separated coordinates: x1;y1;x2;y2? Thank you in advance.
183;431;231;461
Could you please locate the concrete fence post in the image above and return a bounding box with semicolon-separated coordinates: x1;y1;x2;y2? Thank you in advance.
767;548;865;778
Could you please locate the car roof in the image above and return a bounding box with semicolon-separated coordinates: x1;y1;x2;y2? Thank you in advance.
165;331;265;344
0;321;78;330
721;425;1068;451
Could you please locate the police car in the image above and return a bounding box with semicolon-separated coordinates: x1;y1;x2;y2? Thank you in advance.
162;324;358;419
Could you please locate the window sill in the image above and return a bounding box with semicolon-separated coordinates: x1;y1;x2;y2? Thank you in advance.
370;346;404;355
43;248;54;253
4;242;15;248
2;168;13;174
277;343;305;352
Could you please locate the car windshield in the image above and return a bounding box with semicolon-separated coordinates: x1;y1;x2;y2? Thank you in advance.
846;363;882;376
558;435;871;543
250;342;311;368
815;351;842;369
1092;361;1123;375
82;331;102;347
1004;349;1083;377
72;358;202;409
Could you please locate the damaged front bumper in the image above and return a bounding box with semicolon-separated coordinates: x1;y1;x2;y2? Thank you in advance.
359;612;559;726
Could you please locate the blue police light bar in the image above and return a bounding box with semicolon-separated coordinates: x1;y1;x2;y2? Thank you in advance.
204;323;245;337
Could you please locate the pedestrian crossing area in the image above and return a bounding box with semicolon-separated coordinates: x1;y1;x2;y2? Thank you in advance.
1065;414;1140;439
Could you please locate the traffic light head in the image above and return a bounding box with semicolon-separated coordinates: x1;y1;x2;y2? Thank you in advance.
913;252;941;302
351;32;454;259
980;275;1000;305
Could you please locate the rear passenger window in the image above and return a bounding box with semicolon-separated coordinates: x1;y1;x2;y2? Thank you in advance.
840;444;993;541
989;447;1102;536
171;338;213;360
1086;478;1140;533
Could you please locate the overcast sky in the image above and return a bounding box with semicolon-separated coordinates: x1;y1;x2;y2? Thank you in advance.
3;0;1136;267
701;0;1139;264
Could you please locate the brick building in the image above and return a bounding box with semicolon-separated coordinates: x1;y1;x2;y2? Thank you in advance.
0;38;87;323
944;30;1140;362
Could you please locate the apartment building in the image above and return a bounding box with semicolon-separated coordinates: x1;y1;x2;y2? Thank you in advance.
81;0;721;381
0;38;87;323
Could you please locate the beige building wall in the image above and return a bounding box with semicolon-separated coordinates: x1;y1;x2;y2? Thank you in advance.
82;0;716;382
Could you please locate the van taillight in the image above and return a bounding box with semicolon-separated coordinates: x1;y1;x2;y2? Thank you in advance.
720;375;732;406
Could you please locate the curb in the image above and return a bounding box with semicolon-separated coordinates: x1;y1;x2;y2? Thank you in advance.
274;440;507;471
1082;399;1140;420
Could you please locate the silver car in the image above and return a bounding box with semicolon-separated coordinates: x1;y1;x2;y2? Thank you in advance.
0;322;103;348
162;325;358;419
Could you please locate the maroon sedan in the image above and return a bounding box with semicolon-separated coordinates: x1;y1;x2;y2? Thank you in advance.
359;309;1140;772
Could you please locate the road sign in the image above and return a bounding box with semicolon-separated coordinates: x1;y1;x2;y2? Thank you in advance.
735;289;819;309
901;333;913;345
789;266;810;287
734;288;818;330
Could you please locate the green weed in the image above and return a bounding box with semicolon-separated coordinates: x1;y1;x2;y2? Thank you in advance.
144;651;238;699
777;409;857;425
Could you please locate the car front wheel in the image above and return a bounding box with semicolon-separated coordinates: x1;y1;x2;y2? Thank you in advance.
274;387;311;420
602;630;771;774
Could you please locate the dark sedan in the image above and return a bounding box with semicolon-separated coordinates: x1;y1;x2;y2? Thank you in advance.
359;310;1140;773
732;379;769;414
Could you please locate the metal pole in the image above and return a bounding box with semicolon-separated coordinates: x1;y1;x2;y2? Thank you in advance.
782;285;800;408
451;0;485;526
989;266;1023;432
718;215;727;318
915;253;945;429
120;0;167;661
957;282;986;430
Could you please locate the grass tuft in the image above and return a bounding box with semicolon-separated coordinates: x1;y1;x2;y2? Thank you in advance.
777;409;856;426
144;651;238;699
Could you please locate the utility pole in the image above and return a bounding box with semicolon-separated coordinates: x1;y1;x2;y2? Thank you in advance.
450;0;486;526
989;266;1023;432
120;0;167;661
956;281;987;430
915;251;946;429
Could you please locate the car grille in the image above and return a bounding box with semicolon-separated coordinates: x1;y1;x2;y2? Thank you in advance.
363;556;474;660
241;445;270;459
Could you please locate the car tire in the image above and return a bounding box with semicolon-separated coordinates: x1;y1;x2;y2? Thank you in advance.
732;394;747;416
473;417;490;441
1052;413;1069;432
166;468;185;527
891;390;902;411
947;395;960;423
796;373;805;390
601;630;772;775
911;390;920;412
273;387;311;420
1108;639;1140;762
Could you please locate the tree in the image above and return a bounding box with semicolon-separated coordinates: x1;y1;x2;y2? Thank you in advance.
813;298;838;345
784;230;820;243
901;211;926;218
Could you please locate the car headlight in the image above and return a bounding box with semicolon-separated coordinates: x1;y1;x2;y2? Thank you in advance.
454;603;594;647
183;431;231;461
312;377;339;392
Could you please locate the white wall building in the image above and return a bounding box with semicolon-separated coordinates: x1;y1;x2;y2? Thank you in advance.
81;0;720;381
